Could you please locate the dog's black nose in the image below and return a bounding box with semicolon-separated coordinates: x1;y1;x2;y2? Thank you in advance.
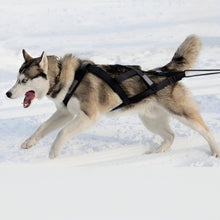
6;91;12;98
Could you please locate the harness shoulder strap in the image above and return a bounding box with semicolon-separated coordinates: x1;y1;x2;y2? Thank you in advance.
63;64;88;106
87;65;130;105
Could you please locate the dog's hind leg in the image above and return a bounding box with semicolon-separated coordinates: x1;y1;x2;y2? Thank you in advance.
165;90;220;157
49;110;97;159
139;111;174;153
175;112;220;157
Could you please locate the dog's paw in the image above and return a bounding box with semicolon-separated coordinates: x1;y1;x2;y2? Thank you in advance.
21;138;36;149
151;146;170;154
211;150;220;158
49;149;59;159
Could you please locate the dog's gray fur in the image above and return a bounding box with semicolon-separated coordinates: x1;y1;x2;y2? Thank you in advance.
6;35;220;159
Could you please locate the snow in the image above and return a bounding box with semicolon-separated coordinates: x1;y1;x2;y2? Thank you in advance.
0;0;220;219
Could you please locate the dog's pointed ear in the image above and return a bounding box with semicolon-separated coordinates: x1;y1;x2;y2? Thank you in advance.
39;51;48;72
22;49;33;62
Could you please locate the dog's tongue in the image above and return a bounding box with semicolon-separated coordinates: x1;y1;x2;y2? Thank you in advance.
23;91;35;108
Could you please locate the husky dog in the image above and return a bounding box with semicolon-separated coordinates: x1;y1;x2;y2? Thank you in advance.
6;35;220;159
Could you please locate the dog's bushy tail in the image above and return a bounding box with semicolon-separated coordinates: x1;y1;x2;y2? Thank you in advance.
163;34;202;71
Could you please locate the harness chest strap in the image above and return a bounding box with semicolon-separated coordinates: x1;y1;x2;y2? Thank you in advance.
63;64;88;106
62;64;186;111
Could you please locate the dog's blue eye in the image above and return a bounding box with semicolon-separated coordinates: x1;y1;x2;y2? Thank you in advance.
22;79;28;83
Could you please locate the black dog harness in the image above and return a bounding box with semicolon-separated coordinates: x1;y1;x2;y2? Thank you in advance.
63;64;186;111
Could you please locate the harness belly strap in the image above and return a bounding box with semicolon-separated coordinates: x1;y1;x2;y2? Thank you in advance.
63;64;186;111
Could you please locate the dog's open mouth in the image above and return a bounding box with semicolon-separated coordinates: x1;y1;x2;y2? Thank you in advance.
23;91;35;108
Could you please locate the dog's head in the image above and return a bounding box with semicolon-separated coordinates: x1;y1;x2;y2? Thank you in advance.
6;50;50;108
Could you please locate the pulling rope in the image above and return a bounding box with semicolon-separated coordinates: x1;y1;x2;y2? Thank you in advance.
184;69;220;78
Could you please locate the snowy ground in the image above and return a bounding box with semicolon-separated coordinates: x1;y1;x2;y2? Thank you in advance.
1;0;220;219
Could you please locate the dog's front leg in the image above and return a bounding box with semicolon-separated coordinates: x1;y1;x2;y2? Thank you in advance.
49;110;96;159
22;109;73;149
